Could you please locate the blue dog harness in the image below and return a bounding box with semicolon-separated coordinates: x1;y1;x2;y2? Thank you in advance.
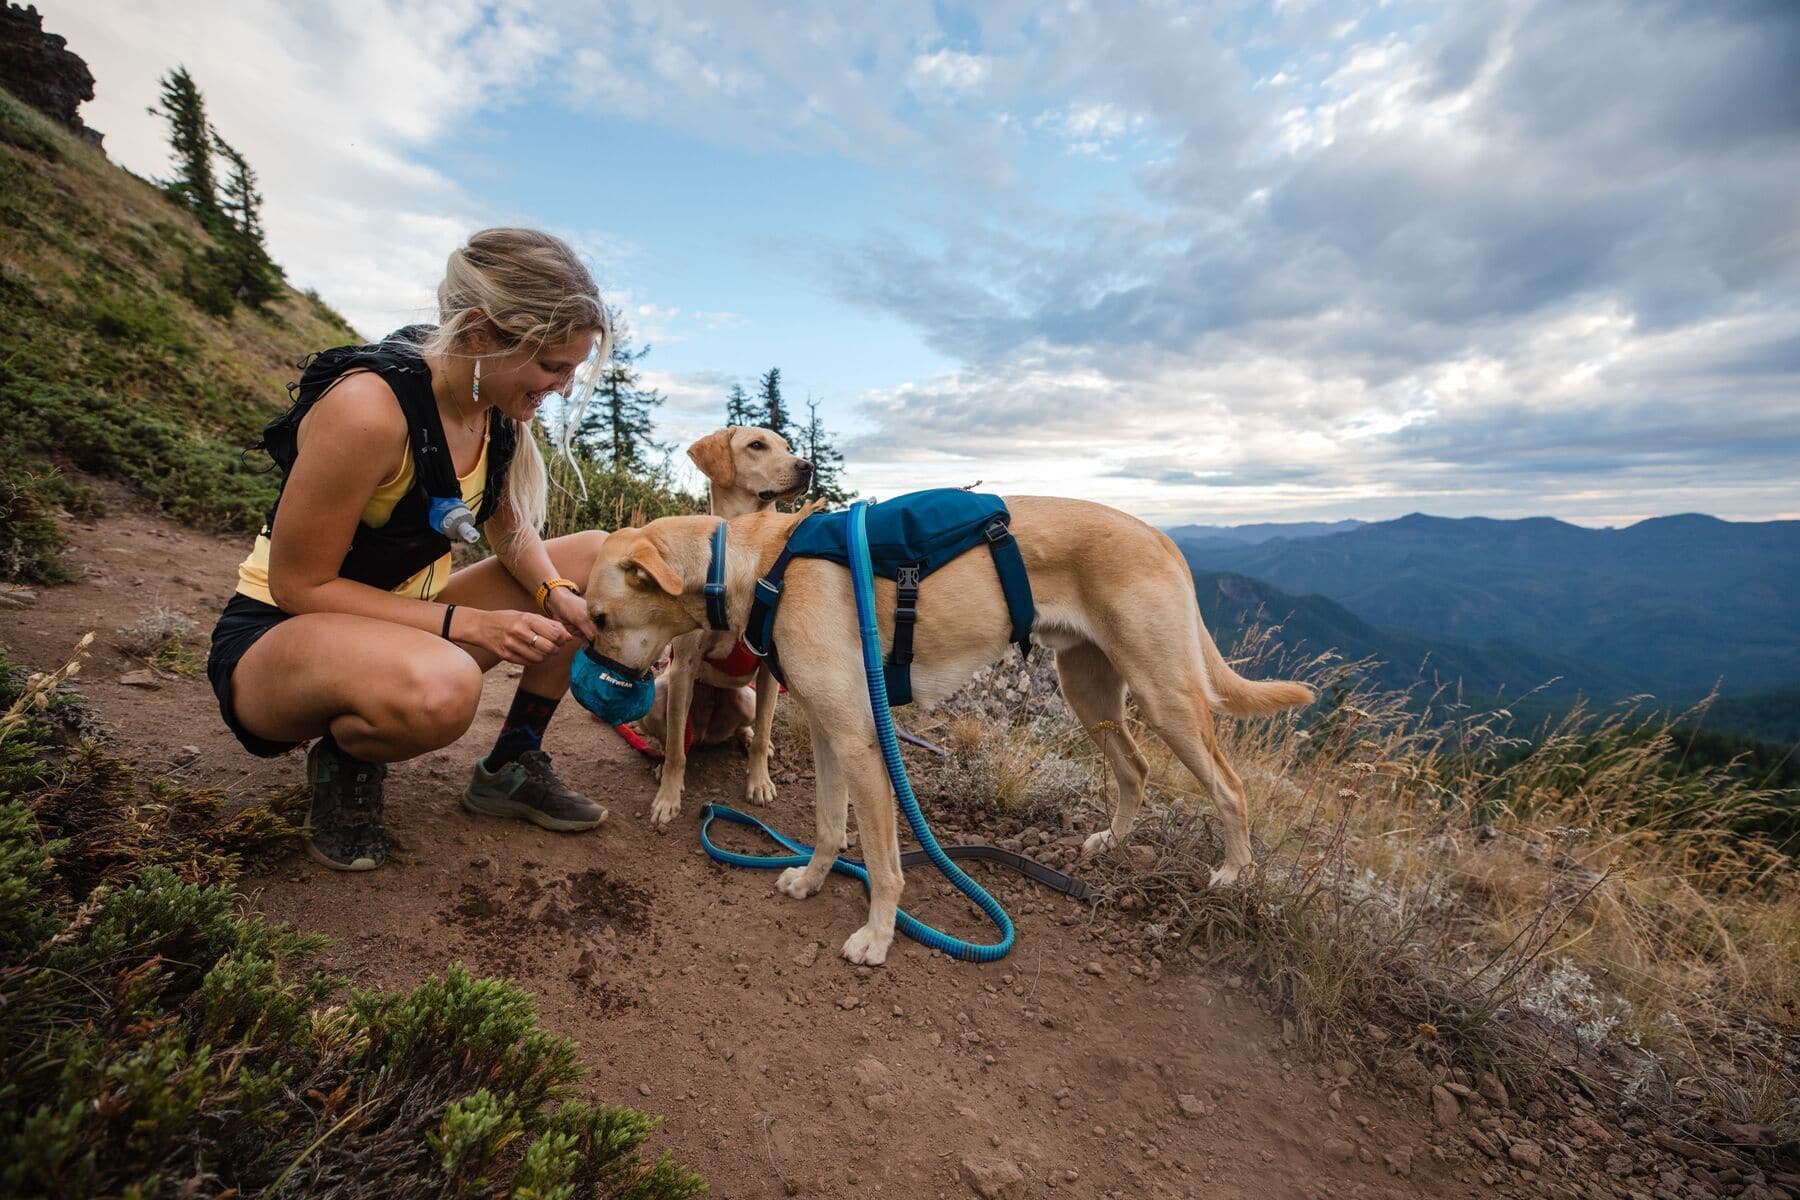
742;490;1036;705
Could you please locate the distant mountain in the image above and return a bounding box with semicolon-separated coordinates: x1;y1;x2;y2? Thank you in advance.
1181;514;1800;700
1192;571;1607;703
1166;519;1365;548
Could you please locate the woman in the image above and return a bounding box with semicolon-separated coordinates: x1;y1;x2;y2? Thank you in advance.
208;228;611;871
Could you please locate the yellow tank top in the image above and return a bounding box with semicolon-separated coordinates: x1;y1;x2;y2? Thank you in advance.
236;430;489;606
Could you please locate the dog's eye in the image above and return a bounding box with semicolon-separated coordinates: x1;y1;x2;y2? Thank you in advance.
749;440;766;450
592;611;608;631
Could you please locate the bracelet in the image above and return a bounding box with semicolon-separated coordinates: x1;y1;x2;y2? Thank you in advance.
534;577;579;615
441;604;456;640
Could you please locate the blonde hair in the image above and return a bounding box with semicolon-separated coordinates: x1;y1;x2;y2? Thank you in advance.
416;228;611;540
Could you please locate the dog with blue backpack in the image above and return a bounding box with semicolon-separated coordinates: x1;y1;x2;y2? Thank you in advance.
572;489;1316;966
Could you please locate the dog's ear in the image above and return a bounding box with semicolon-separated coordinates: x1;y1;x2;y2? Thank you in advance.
687;429;735;487
624;534;684;597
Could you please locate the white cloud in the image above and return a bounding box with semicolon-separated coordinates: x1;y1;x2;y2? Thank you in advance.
908;48;989;96
44;0;562;335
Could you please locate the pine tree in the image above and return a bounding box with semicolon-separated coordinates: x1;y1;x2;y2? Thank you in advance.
724;383;756;427
758;367;791;441
801;395;853;506
576;305;665;471
150;67;220;226
211;133;284;309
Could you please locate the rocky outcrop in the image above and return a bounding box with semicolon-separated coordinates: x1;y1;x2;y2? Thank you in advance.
1;4;104;147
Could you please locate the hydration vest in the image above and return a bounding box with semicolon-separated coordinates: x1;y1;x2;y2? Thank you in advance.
255;325;517;592
743;489;1036;706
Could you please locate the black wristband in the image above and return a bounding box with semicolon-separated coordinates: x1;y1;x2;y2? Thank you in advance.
441;604;456;640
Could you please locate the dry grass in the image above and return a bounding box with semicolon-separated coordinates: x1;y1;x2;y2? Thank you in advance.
114;605;204;676
922;632;1799;1150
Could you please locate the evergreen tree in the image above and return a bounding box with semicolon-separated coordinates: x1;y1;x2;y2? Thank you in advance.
758;367;791;441
150;67;220;226
575;305;665;471
724;382;756;427
800;395;853;506
211;132;284;309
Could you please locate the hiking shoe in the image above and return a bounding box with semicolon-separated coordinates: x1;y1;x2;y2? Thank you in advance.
304;739;390;871
462;748;607;832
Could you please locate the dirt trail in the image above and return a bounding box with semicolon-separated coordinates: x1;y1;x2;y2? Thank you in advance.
1;488;1483;1200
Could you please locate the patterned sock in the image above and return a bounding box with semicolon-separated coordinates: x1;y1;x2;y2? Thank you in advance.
484;688;560;769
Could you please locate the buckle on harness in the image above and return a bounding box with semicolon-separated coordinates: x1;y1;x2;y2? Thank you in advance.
896;564;922;589
983;518;1011;545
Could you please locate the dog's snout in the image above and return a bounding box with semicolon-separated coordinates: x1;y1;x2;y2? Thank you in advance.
797;460;815;479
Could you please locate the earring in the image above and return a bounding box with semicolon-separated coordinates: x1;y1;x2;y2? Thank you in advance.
473;358;482;404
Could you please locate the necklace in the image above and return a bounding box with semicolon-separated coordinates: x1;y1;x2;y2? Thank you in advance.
456;358;486;440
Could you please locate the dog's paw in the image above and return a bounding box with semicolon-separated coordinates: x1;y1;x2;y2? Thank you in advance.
776;866;823;900
745;772;777;806
1208;863;1244;889
648;789;682;828
841;924;891;966
1080;830;1118;859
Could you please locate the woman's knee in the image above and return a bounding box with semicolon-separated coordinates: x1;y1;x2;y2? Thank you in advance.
387;652;483;743
549;529;609;578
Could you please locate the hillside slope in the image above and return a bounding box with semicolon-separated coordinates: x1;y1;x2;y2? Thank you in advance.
0;83;355;550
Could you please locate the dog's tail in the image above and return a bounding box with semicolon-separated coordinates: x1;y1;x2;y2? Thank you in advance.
1197;614;1316;716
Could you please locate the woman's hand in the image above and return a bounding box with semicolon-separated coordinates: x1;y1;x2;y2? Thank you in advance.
459;607;571;665
545;585;598;642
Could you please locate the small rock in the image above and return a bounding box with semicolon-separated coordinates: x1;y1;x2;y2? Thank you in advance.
838;995;862;1010
1327;1090;1343;1112
1324;1138;1355;1162
1084;961;1105;976
469;856;491;869
1508;1139;1545;1171
1431;1084;1462;1127
1127;845;1156;869
853;1057;891;1090
0;585;38;608
958;1156;1025;1200
793;942;821;967
1383;1148;1413;1178
1177;1094;1214;1119
1478;1071;1509;1109
1388;1055;1433;1093
1467;1129;1503;1160
119;670;161;689
637;1083;652;1097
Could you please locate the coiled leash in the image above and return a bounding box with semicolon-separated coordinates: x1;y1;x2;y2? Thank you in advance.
698;500;1089;962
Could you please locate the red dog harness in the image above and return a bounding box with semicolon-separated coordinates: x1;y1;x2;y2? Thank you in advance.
705;637;761;680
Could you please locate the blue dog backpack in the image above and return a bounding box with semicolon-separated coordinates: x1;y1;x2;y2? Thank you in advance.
743;489;1036;706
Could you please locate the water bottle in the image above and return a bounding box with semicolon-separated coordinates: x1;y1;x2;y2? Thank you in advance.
428;495;480;544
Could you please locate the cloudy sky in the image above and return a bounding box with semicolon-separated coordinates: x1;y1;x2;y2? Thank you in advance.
47;0;1800;526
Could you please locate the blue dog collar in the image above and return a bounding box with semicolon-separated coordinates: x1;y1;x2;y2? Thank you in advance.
704;520;731;631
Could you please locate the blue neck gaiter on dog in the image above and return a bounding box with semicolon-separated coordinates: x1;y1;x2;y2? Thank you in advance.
569;647;655;725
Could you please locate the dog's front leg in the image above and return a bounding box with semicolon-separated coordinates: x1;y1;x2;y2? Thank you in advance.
649;646;697;828
839;752;902;967
743;663;779;805
776;722;844;900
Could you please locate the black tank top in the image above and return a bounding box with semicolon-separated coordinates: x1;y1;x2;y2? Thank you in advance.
255;325;518;592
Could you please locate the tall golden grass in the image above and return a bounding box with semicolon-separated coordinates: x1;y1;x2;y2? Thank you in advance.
923;630;1798;1141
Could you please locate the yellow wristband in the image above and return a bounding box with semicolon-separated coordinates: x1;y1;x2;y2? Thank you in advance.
535;577;579;615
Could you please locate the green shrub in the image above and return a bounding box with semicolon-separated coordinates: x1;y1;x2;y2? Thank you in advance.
0;649;705;1199
0;451;101;582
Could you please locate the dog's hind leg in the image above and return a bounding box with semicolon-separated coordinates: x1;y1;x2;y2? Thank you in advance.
1057;641;1151;859
775;717;846;901
1130;681;1253;886
744;663;779;804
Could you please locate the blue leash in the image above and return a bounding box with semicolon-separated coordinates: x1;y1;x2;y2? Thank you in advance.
697;499;1017;961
